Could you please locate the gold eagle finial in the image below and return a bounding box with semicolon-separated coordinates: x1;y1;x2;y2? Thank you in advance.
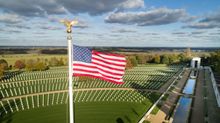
60;19;78;33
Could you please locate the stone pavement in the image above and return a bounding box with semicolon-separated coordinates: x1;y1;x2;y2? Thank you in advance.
146;69;190;123
190;69;204;123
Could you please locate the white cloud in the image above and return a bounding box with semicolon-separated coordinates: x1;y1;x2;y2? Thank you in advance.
105;8;190;26
0;13;23;24
119;0;145;9
184;11;220;29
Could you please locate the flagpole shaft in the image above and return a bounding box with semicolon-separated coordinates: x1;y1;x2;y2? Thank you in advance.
68;34;74;123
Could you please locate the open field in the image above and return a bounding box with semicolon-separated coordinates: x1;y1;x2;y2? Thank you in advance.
0;64;183;123
0;54;67;66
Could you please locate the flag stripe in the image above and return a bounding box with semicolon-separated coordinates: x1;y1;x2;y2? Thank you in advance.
92;51;126;60
92;56;126;65
73;71;121;80
73;67;123;79
73;73;124;84
92;52;126;62
73;65;124;77
92;59;125;70
73;47;126;84
73;70;121;81
73;61;125;74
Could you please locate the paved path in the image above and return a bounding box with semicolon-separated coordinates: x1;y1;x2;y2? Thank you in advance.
190;69;204;123
147;69;190;123
138;68;186;123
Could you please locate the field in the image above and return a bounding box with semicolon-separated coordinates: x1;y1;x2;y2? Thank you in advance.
0;64;183;123
0;54;67;66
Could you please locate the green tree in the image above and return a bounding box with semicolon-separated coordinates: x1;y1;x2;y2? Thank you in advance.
169;54;179;64
136;54;146;64
25;59;35;71
49;57;59;66
209;51;220;73
35;61;48;71
153;54;161;64
129;57;138;67
178;53;187;62
161;55;169;64
58;58;64;66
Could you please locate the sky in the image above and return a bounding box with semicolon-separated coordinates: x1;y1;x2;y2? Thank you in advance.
0;0;220;47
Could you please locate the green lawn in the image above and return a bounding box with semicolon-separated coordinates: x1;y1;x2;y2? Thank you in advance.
0;101;153;123
0;104;68;123
0;64;181;123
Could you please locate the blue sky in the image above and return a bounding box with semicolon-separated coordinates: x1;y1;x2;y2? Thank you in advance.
0;0;220;47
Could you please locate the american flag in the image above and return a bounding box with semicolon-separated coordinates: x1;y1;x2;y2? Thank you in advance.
73;45;126;84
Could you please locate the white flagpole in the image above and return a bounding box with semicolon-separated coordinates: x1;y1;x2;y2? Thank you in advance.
67;33;74;123
60;19;78;123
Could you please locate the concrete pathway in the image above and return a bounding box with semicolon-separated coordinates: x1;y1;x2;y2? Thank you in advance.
190;69;204;123
146;69;190;123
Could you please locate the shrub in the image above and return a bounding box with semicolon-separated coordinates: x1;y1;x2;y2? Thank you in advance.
153;54;161;64
0;59;8;70
14;60;25;69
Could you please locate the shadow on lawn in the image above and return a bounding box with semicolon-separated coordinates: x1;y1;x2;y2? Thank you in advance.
0;71;23;100
115;82;162;123
0;71;24;82
129;82;162;121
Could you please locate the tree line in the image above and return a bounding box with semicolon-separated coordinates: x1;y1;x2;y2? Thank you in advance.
125;53;191;69
0;57;67;78
205;51;220;74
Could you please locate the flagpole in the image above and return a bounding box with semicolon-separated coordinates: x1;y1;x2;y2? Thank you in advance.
60;19;78;123
67;33;74;123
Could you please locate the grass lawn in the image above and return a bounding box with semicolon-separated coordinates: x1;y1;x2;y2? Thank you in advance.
0;101;153;123
150;105;161;115
0;104;68;123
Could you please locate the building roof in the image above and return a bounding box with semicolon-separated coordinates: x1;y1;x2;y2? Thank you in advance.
192;57;201;60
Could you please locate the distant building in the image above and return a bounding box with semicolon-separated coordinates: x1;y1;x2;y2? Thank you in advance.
191;57;201;69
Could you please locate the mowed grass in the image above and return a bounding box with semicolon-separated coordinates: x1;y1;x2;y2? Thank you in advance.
0;63;175;123
0;104;68;123
0;101;153;123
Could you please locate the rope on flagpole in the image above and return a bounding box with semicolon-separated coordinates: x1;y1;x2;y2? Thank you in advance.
60;19;78;123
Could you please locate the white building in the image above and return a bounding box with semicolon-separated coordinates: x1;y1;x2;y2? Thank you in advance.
191;57;201;69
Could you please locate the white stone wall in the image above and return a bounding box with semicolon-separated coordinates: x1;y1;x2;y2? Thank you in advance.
206;67;220;107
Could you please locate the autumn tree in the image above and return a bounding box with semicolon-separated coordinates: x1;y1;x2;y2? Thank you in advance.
186;47;192;58
0;59;8;70
0;64;4;78
25;59;35;71
125;57;133;69
14;60;25;69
